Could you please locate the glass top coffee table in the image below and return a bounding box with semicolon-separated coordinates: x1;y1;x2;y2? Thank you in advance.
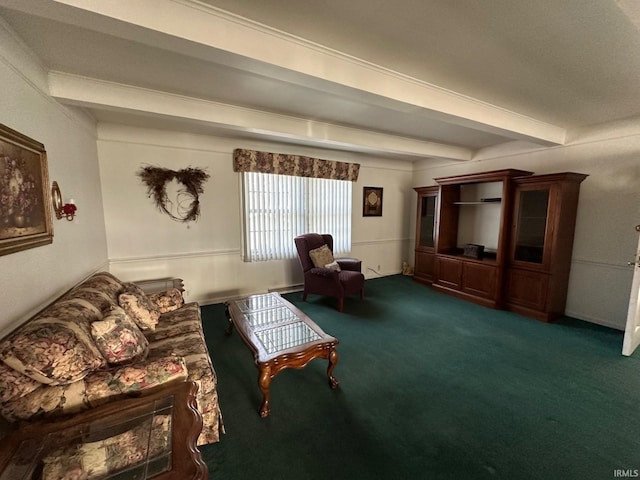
225;292;339;418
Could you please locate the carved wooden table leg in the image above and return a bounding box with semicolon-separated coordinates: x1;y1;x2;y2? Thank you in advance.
327;347;340;389
258;364;272;418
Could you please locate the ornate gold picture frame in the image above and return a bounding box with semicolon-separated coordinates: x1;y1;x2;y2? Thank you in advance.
0;123;53;256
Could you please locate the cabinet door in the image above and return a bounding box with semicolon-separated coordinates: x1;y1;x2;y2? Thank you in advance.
414;251;435;283
435;256;462;290
416;191;437;249
512;185;555;268
462;262;497;299
506;268;549;310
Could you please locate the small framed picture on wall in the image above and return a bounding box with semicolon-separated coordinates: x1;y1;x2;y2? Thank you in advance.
363;186;383;217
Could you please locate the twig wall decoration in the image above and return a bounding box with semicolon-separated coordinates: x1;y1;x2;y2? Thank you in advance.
137;166;210;223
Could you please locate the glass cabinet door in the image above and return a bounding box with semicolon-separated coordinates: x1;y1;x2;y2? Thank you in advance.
513;188;549;263
418;194;436;248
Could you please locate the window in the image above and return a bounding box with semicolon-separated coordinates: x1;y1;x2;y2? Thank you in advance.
241;172;352;262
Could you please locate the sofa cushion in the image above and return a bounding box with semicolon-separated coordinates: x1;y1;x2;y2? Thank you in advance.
44;297;103;323
0;357;188;422
148;288;184;314
0;299;107;385
77;272;125;298
148;334;222;445
66;287;115;312
85;356;188;407
0;362;41;403
122;281;147;297
125;282;184;314
143;303;202;343
42;413;171;480
0;381;86;421
309;244;335;268
324;260;342;271
118;292;160;331
91;306;149;365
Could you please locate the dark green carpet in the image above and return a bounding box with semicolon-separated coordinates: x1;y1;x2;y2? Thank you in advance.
199;275;640;479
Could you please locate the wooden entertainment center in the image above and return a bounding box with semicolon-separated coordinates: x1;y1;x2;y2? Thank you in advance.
414;169;587;322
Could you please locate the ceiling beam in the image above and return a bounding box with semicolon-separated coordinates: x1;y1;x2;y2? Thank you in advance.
4;0;567;146
48;72;474;161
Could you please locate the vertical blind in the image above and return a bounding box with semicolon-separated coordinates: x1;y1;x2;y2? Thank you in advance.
241;172;352;262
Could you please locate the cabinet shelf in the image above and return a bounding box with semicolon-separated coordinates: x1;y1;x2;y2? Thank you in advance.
441;252;498;264
453;198;502;205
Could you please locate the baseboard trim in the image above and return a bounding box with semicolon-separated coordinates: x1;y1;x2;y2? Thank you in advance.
564;309;624;331
268;284;304;294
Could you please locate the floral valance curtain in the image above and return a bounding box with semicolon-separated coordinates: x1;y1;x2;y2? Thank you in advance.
233;148;360;182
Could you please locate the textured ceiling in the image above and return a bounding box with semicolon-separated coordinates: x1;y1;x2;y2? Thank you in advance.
197;0;640;127
0;0;638;162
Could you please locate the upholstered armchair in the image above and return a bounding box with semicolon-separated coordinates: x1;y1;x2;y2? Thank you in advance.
294;233;365;312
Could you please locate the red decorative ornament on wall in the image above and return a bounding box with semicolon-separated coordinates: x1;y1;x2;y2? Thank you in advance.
51;181;77;221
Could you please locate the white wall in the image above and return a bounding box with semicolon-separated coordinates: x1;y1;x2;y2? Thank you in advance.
457;182;503;251
98;124;414;304
3;12;634;334
100;121;640;330
350;155;415;277
0;21;108;338
413;125;640;330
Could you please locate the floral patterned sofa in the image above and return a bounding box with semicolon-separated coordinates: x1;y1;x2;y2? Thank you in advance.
0;271;223;446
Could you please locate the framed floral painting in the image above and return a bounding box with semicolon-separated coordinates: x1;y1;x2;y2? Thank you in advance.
0;123;53;256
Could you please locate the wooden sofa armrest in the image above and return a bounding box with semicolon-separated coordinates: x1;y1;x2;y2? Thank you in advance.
134;277;185;295
0;381;206;480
